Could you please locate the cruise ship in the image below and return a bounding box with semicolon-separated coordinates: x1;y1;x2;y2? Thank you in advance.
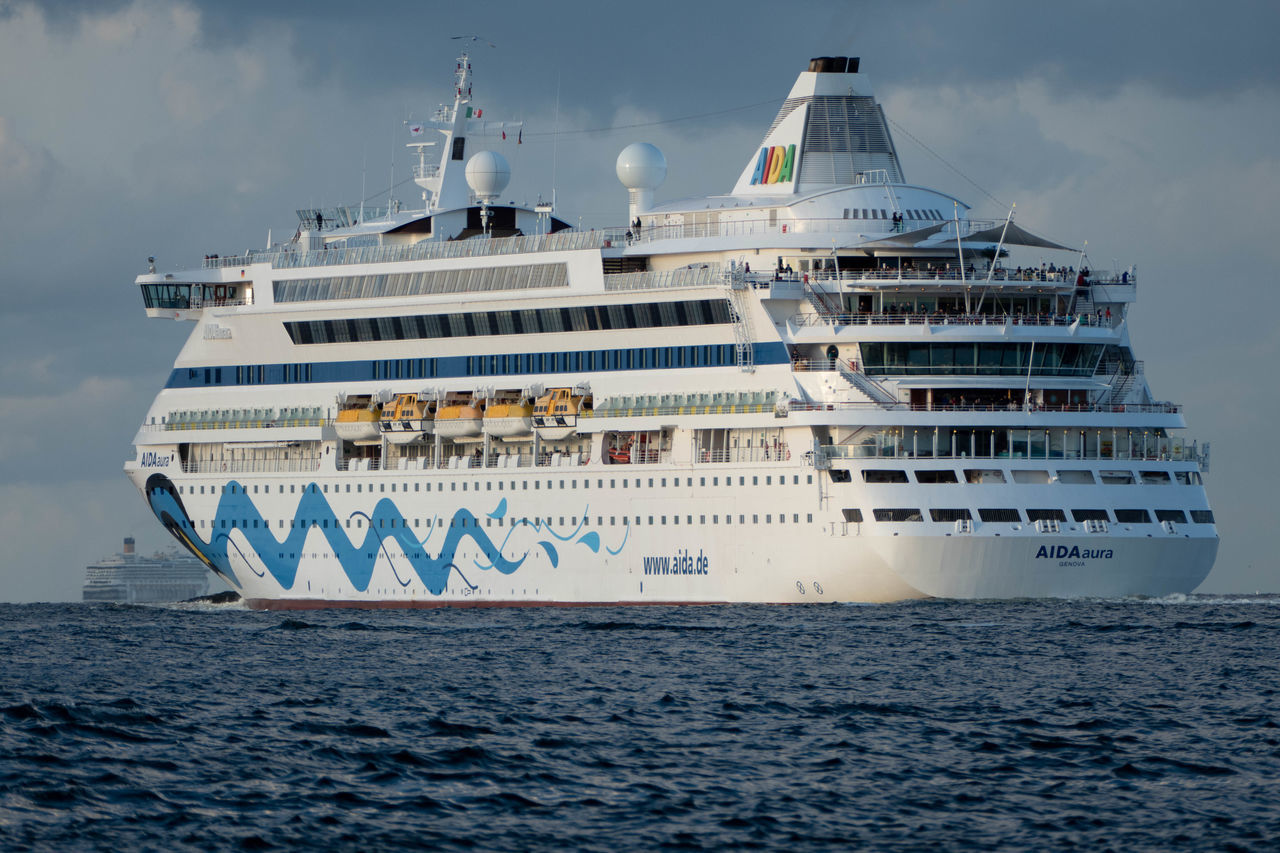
126;52;1218;608
83;537;216;604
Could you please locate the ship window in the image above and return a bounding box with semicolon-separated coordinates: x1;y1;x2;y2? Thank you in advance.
915;470;958;483
1026;509;1067;522
1071;509;1110;522
965;469;1006;484
863;469;908;484
1140;470;1172;484
829;470;852;483
1012;470;1050;484
978;508;1021;523
1057;470;1096;485
1175;471;1203;485
930;508;971;522
842;509;863;523
873;508;923;522
1190;510;1215;523
1115;509;1151;524
1155;509;1188;524
1100;470;1135;485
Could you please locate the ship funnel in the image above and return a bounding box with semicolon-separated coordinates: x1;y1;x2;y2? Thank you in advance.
616;142;666;223
123;537;135;555
731;56;902;196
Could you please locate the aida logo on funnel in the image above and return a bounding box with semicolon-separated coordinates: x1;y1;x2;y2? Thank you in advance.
750;144;796;185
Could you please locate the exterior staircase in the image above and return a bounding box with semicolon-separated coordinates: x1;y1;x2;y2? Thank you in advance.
725;277;756;373
836;359;896;406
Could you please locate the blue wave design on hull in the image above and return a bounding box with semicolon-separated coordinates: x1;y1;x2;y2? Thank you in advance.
143;474;628;596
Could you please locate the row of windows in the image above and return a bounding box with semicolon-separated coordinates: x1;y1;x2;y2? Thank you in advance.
860;468;1203;486
177;512;819;532
172;472;817;498
272;263;568;303
175;510;819;534
168;342;786;388
284;299;732;345
843;208;945;221
860;342;1105;377
849;507;1214;524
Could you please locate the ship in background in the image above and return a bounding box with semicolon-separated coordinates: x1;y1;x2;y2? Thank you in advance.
124;52;1217;608
82;537;218;604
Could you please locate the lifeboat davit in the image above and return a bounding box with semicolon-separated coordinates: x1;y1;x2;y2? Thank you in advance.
532;388;590;440
380;394;434;445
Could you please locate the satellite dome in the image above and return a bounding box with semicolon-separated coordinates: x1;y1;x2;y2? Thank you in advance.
616;142;667;190
465;150;511;200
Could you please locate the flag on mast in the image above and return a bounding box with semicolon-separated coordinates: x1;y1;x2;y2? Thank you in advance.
409;123;424;137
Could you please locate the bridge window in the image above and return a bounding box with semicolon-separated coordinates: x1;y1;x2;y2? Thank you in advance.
1115;509;1151;523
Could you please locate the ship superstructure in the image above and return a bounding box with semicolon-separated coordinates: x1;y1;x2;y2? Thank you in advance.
126;53;1217;608
82;537;216;604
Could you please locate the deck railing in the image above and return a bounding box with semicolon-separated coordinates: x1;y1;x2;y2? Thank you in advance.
201;229;629;270
182;458;322;474
815;433;1203;465
790;312;1119;329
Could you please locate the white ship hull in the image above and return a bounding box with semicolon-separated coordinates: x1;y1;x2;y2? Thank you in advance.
127;455;1216;609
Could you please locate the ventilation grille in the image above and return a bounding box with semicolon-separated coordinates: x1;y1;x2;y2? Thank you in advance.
761;95;904;185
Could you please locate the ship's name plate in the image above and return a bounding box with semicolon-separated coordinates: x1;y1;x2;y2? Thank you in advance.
203;323;233;340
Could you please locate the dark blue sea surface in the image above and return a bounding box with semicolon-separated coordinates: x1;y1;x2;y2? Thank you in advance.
2;598;1279;851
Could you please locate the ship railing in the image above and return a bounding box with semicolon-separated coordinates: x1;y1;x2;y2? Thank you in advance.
181;458;321;474
626;216;1004;245
753;269;1133;287
152;417;329;432
790;312;1118;329
347;453;594;471
692;446;792;464
791;358;856;372
201;228;631;270
584;401;781;418
786;401;1182;415
603;264;722;291
814;436;1205;464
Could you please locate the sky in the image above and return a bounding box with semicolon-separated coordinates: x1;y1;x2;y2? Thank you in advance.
0;0;1276;600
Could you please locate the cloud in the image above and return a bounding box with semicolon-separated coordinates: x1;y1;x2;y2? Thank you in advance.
0;0;1277;598
0;116;57;197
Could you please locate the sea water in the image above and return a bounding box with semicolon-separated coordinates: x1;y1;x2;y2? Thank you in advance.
2;597;1278;851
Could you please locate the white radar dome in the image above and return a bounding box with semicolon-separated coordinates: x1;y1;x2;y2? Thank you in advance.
616;142;667;190
465;150;511;200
